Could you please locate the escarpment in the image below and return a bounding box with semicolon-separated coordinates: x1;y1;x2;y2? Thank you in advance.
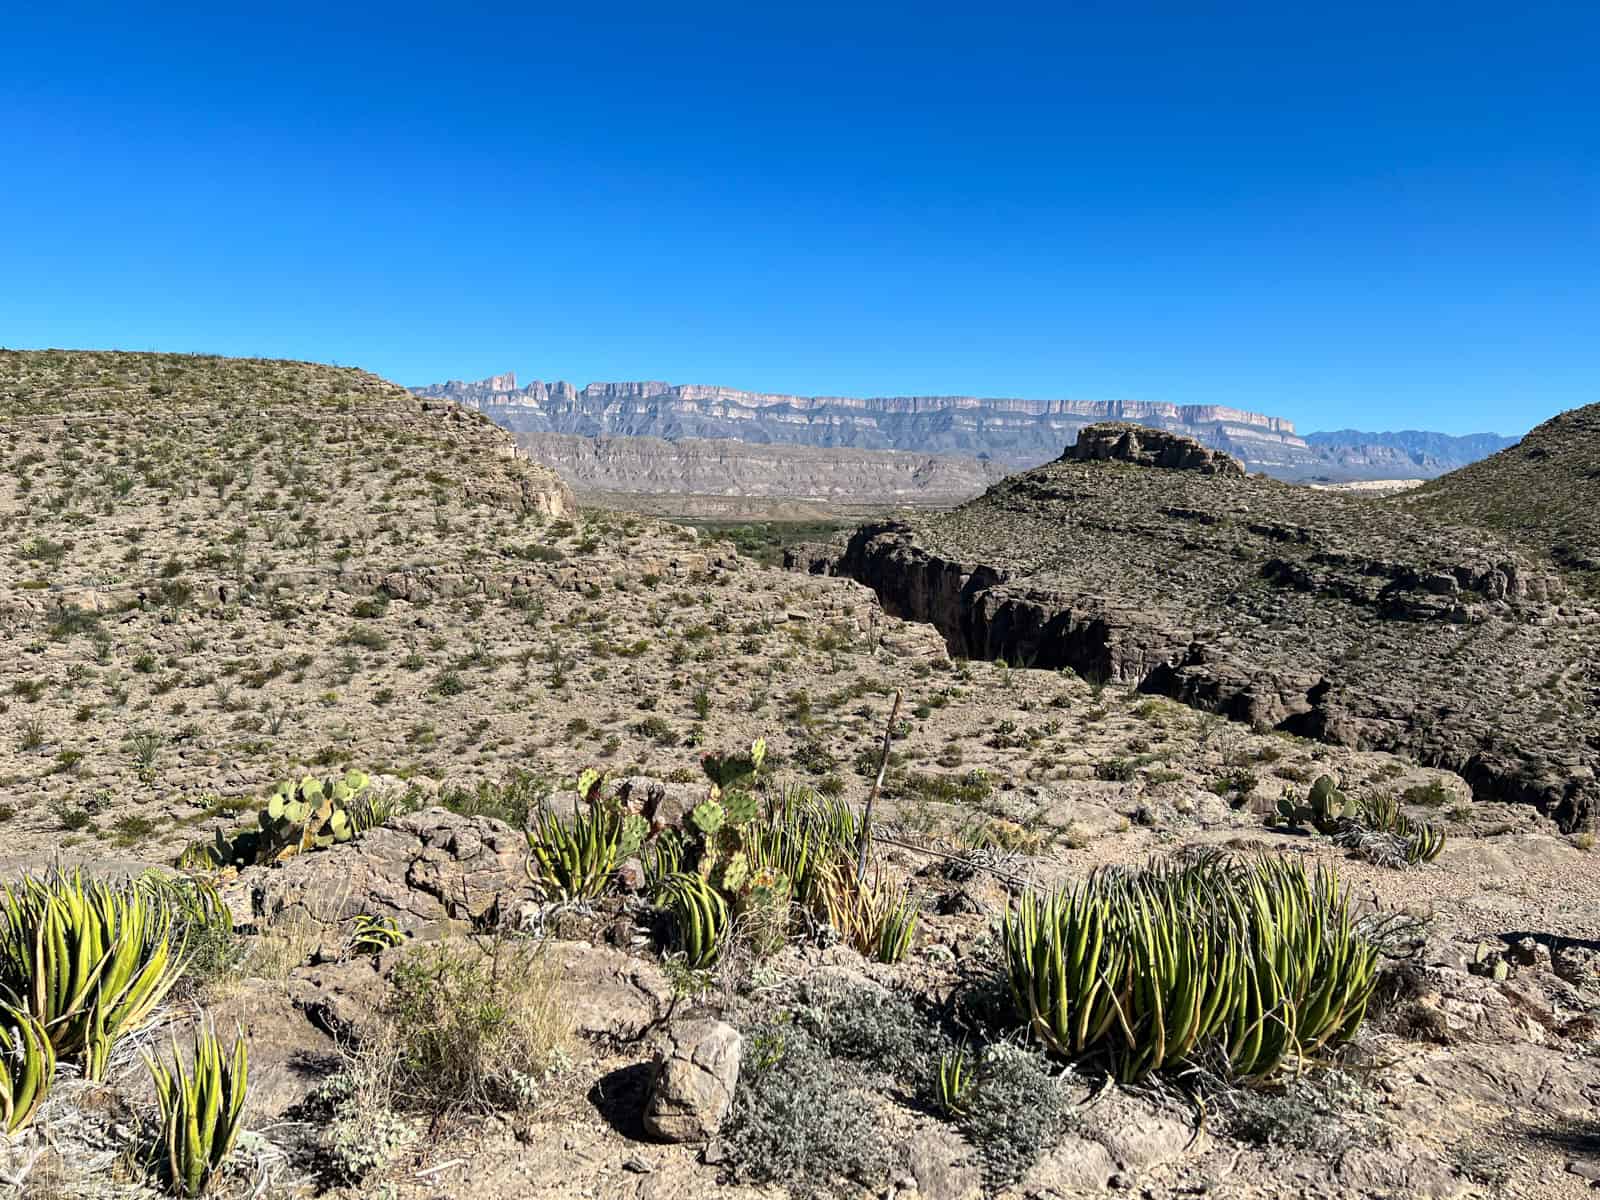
806;424;1599;830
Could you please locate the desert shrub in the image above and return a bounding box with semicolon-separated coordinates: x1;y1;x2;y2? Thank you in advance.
1218;1069;1382;1154
898;768;991;806
297;1056;414;1185
1093;758;1136;782
794;980;940;1084
435;769;552;829
382;935;570;1114
720;1021;895;1198
956;1043;1074;1184
1400;778;1454;808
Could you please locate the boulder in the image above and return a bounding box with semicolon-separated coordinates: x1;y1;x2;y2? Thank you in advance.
906;1129;984;1200
642;1018;742;1142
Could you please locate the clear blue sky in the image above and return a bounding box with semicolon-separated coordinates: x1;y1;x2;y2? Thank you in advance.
3;2;1594;435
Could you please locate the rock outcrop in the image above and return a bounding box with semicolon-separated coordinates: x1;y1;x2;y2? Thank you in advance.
815;426;1599;830
1060;423;1246;476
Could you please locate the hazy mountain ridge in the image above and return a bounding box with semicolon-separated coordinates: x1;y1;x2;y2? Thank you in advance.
416;373;1514;483
1305;428;1519;475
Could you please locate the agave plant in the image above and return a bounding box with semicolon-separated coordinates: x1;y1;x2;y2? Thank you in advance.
1003;881;1126;1060
1361;792;1401;833
524;774;644;901
936;1046;974;1117
0;869;187;1080
348;913;406;955
146;1023;249;1197
0;1002;54;1133
1399;817;1447;864
658;872;729;967
1003;855;1379;1085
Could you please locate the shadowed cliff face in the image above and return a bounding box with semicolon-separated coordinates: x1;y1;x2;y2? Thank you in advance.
801;424;1598;831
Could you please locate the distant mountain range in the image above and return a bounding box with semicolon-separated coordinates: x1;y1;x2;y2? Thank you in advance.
412;373;1516;485
1304;429;1520;477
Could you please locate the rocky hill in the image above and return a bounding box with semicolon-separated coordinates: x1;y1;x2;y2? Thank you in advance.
801;423;1598;830
1405;401;1600;583
414;372;1319;473
514;430;1011;507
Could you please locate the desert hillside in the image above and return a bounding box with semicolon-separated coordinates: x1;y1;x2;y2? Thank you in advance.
514;430;1011;508
1406;401;1600;584
0;357;1596;1200
810;423;1598;833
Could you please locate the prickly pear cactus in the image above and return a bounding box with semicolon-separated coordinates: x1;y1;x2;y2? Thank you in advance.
252;769;378;863
1307;775;1356;834
723;790;759;827
619;813;648;859
691;798;725;837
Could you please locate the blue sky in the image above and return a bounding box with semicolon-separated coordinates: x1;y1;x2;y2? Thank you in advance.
2;2;1594;435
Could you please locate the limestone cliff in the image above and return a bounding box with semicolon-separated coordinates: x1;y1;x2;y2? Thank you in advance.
414;373;1317;475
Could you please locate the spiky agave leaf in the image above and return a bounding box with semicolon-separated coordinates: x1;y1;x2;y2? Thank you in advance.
0;868;188;1081
658;872;728;967
0;1002;54;1133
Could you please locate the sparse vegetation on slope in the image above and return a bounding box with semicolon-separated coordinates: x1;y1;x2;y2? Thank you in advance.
1406;401;1600;587
0;355;1594;1200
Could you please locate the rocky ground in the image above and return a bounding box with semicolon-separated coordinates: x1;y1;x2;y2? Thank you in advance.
1;355;1597;1199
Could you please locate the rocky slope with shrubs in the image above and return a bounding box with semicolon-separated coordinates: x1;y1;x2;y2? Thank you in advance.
807;423;1600;833
513;431;1012;509
1405;400;1600;583
0;353;1597;1200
